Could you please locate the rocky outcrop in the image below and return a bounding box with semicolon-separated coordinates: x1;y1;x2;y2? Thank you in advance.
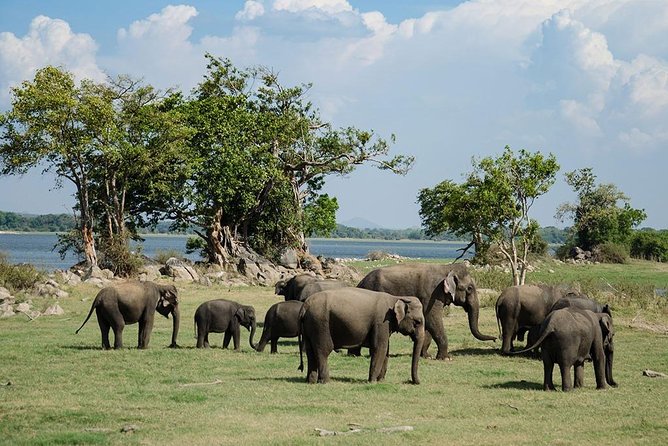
160;257;200;282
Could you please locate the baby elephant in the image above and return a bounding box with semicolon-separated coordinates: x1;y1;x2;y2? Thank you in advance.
514;307;617;391
255;300;303;353
194;299;257;350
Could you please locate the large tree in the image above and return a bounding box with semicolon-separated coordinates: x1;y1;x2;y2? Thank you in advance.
556;168;646;251
0;67;191;269
418;146;559;285
164;55;414;266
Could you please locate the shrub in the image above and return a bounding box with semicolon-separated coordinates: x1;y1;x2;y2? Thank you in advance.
593;242;629;264
0;252;44;292
154;249;184;264
97;235;144;277
366;250;395;261
630;230;668;262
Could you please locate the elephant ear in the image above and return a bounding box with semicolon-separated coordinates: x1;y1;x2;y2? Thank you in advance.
443;271;457;297
599;314;613;338
275;280;286;295
393;299;407;325
235;307;246;321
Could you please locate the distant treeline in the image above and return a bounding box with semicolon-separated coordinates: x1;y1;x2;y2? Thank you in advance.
0;210;569;242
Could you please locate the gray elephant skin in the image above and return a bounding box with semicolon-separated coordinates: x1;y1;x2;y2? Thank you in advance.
194;299;257;350
551;296;612;315
495;284;582;354
75;281;180;349
514;307;617;391
357;263;495;360
275;274;319;301
298;279;348;302
298;288;426;384
255;300;303;353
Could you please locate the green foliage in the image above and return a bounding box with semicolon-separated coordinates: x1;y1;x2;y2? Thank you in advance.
303;194;339;237
96;234;144;277
154;249;185;264
557;168;646;251
0;252;44;292
630;229;668;262
0;211;75;232
594;242;629;264
418;146;560;284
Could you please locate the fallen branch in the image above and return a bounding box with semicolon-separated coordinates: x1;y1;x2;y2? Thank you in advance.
315;425;414;436
18;309;41;322
501;403;519;411
179;379;223;387
643;369;667;378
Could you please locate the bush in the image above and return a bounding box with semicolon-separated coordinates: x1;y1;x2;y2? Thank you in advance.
154;249;184;264
0;252;44;292
366;250;396;261
630;230;668;262
97;235;144;277
593;242;629;264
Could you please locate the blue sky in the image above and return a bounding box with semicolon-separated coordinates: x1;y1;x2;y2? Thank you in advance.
1;0;667;229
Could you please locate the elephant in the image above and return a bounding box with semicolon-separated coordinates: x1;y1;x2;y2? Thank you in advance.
298;279;349;302
495;284;583;354
194;299;257;350
513;307;617;391
551;297;612;316
275;274;320;301
298;288;425;384
75;281;180;349
357;263;495;360
255;300;303;353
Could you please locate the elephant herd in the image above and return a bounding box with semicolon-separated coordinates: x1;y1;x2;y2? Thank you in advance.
75;263;617;391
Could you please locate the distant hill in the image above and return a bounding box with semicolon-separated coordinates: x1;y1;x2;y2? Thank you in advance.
339;217;383;229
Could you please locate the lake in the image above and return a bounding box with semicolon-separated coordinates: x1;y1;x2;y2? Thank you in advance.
0;232;470;271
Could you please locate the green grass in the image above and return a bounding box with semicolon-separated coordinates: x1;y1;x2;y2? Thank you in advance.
1;262;668;445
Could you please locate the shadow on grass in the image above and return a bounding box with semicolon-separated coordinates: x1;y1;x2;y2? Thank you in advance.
485;380;543;390
244;375;370;384
449;347;499;357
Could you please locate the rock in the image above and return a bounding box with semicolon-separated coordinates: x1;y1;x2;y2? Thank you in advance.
198;276;212;287
238;258;262;283
84;277;110;288
0;287;13;302
160;257;199;282
138;265;163;282
35;282;69;299
43;304;65;316
279;248;299;269
0;302;15;318
101;269;115;280
16;302;31;313
83;266;107;281
300;253;323;275
59;270;82;286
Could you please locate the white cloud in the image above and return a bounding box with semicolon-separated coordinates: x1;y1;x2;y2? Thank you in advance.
272;0;353;15
118;5;198;44
236;1;266;21
0;15;104;105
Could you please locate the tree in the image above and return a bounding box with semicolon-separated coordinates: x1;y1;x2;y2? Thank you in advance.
418;146;559;285
0;66;192;270
163;55;414;266
556;168;646;251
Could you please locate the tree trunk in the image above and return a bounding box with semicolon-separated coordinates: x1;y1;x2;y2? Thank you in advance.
205;208;238;267
82;223;97;267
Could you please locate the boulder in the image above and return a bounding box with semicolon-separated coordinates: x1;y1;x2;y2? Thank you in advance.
0;287;12;301
84;277;110;288
59;270;82;286
278;248;299;269
0;302;15;318
138;265;163;282
16;302;31;313
198;276;212;287
43;304;65;316
160;257;200;282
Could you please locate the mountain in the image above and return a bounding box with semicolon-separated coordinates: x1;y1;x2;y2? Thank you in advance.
339;217;384;229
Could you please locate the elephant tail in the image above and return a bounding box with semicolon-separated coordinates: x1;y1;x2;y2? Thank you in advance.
75;295;100;334
495;302;502;339
194;318;197;339
510;323;553;355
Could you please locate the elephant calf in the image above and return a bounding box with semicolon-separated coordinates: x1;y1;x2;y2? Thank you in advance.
513;307;617;391
299;288;425;384
75;281;180;350
194;299;257;350
255;300;303;353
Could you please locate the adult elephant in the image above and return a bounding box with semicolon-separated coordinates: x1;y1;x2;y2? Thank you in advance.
275;274;319;301
551;296;612;316
298;279;349;302
255;300;303;353
357;263;495;360
75;281;180;349
513;307;617;391
194;299;257;350
298;288;425;384
495;284;580;354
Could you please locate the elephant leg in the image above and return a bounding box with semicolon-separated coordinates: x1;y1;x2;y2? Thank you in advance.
196;326;206;348
305;340;318;384
378;345;390;381
574;361;585;388
560;363;573;391
138;313;155;349
347;346;362;356
222;331;232;349
234;327;241;350
97;315;111;350
270;338;278;354
112;324;125;350
426;309;449;360
421;330;433;358
500;318;517;354
542;352;556;391
369;328;390;382
316;350;331;384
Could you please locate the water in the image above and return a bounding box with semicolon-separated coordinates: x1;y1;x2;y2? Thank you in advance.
0;233;469;271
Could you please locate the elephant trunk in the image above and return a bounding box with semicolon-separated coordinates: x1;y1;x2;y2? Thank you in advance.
169;305;180;348
411;324;425;384
606;348;617;387
465;299;497;341
248;319;257;350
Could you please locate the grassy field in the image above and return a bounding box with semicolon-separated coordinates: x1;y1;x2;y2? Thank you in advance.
1;260;667;445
